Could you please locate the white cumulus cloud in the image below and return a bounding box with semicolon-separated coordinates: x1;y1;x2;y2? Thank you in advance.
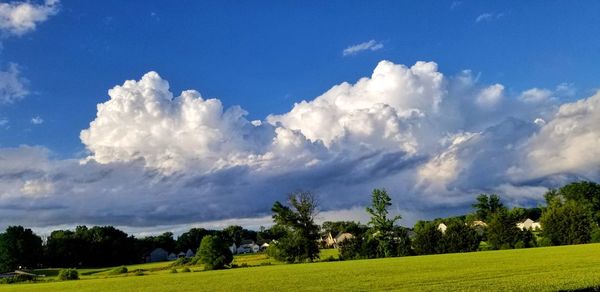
0;60;596;232
0;0;58;36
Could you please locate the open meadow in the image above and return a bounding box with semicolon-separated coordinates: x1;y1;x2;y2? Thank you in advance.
1;244;600;291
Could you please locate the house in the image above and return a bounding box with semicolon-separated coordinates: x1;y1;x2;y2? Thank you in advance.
517;218;541;231
437;223;447;234
145;248;169;262
321;232;336;248
237;240;260;254
185;249;195;258
0;270;41;280
167;253;177;261
470;220;487;236
334;232;354;248
260;242;270;251
229;243;237;254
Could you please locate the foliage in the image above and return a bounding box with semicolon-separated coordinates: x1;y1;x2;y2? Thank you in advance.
321;221;367;237
271;191;320;263
541;199;593;245
545;181;600;225
412;221;444;255
197;235;233;270
0;226;43;273
108;266;128;275
57;269;79;280
222;225;257;246
442;220;481;253
366;188;407;258
181;267;191;273
472;194;505;221
486;209;522;249
46;226;138;268
175;228;212;252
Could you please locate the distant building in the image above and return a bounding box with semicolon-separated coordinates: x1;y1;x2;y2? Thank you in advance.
517;218;541;231
334;233;354;248
321;232;336;248
437;223;447;234
237;240;260;254
145;248;169;262
229;243;237;254
167;253;177;261
185;249;195;258
260;243;270;251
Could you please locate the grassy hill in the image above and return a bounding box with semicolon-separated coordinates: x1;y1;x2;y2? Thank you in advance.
2;244;600;291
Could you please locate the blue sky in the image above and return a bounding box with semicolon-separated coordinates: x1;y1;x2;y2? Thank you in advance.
2;0;600;156
1;1;600;233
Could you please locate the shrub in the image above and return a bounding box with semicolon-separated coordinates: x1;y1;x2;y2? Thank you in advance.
181;267;191;273
170;268;178;273
58;269;79;280
133;269;144;276
170;257;191;267
108;266;128;275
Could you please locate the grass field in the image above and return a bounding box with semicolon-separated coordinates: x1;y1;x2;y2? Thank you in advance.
2;244;600;291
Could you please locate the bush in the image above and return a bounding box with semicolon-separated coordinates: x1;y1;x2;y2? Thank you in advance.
170;257;191;267
0;274;39;284
197;235;233;270
58;269;79;280
591;227;600;243
170;268;178;273
181;267;191;273
133;269;144;276
108;266;128;275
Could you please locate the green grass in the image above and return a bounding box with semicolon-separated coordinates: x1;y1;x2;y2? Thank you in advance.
3;244;600;291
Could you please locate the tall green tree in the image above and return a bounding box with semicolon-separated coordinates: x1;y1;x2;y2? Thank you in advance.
442;220;480;253
472;194;505;221
486;209;521;249
412;221;444;255
366;188;406;258
544;181;600;225
541;199;593;245
271;191;320;263
197;235;233;270
0;226;43;272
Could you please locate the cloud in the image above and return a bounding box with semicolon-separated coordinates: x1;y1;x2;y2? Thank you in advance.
0;63;28;104
343;40;384;56
524;91;600;179
0;60;596;233
0;0;59;36
476;12;503;23
475;84;504;107
30;116;43;125
0;117;7;128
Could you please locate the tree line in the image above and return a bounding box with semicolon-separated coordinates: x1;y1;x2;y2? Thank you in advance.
0;223;276;272
1;181;599;272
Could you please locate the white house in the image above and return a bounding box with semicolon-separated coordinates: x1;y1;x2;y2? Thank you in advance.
437;223;447;234
260;242;270;251
334;233;354;248
517;218;541;230
237;240;260;254
321;232;336;248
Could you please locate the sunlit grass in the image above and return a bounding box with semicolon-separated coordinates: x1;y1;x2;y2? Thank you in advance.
3;245;600;291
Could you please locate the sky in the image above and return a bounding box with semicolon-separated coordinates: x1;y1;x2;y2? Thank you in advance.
1;0;600;235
